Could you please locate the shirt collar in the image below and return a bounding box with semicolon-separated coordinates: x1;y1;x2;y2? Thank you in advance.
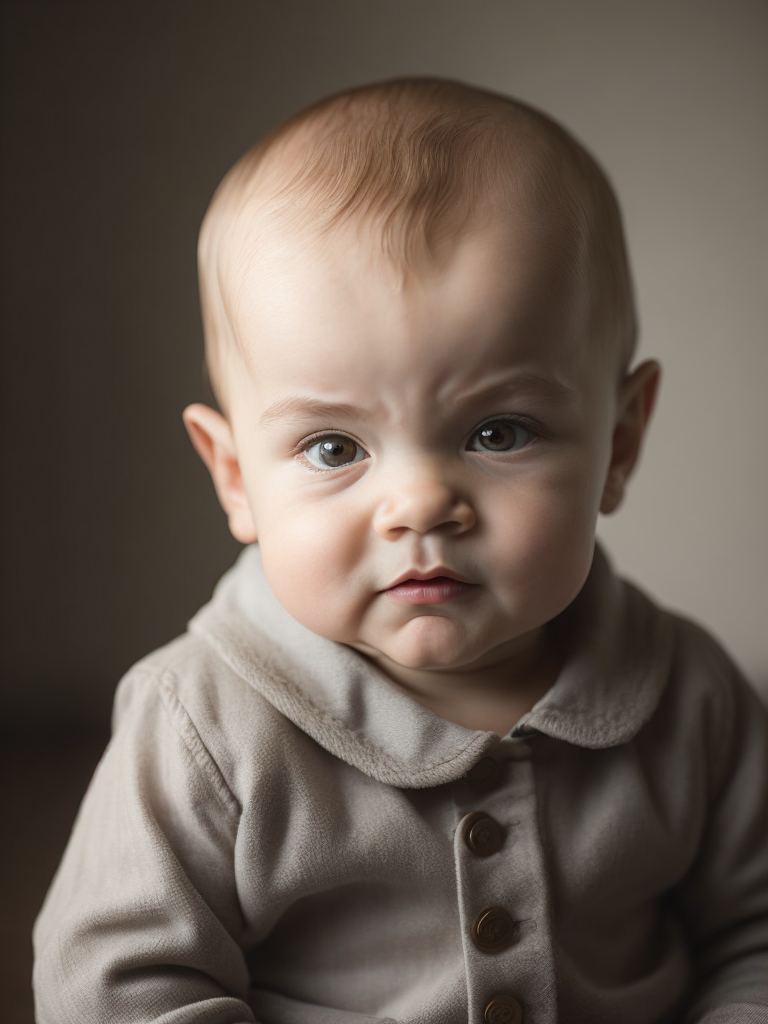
190;544;673;788
516;545;673;748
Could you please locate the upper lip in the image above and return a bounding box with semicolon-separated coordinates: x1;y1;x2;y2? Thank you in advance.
384;567;474;590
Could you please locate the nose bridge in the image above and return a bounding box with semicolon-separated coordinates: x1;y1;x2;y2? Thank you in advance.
373;454;475;538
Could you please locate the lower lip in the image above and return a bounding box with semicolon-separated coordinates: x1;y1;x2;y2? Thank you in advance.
384;577;476;605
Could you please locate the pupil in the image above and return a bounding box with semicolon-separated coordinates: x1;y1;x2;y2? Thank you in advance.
481;423;515;450
320;438;354;466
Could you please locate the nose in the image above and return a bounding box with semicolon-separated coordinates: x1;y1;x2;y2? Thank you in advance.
372;465;476;539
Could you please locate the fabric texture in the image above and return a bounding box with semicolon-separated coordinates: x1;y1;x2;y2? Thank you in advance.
33;545;768;1024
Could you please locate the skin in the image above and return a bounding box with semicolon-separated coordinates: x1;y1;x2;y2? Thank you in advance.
185;206;659;736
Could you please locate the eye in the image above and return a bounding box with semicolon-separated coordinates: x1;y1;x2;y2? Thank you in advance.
302;433;368;470
467;419;533;453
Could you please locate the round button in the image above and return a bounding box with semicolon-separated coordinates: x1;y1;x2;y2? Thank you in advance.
471;906;517;952
484;994;523;1024
465;756;502;791
462;812;504;856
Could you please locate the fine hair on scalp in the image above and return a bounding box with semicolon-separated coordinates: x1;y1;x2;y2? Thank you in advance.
199;78;637;405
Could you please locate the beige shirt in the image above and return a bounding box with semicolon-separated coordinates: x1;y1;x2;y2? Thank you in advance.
33;546;768;1024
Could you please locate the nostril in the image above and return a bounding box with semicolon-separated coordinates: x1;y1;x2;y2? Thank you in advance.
373;482;475;537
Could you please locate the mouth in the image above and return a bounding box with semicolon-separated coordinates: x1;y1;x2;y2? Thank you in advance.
383;568;478;606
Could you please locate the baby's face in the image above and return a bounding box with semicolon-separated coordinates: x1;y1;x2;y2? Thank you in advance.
206;210;643;686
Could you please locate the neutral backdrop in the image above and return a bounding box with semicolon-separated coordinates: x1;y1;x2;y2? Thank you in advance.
2;0;766;735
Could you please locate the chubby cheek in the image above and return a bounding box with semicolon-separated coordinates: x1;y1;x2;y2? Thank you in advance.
488;464;602;622
254;499;369;643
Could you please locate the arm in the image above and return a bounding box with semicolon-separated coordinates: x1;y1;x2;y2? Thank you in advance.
33;667;256;1024
675;661;768;1024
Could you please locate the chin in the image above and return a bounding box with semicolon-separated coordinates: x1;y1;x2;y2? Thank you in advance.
380;615;477;670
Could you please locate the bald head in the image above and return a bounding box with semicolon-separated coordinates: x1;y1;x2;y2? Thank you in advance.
199;78;636;405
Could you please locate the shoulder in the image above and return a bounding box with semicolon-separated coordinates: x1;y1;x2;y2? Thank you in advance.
661;607;764;727
633;592;768;796
111;626;323;810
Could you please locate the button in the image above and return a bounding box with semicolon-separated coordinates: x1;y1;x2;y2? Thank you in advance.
471;906;518;952
462;812;504;856
465;756;502;791
484;994;523;1024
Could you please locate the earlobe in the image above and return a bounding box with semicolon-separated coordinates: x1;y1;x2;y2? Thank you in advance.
182;404;258;543
600;360;661;515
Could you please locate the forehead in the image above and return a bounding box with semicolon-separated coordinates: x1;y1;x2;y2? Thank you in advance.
222;204;593;408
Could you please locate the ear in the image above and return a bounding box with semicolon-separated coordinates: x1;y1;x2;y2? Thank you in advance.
182;403;258;543
600;360;661;515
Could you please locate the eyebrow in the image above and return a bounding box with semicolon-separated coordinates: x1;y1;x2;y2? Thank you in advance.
257;395;370;429
451;372;577;408
256;373;576;429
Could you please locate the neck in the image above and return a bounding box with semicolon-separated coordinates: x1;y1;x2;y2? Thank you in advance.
364;627;561;736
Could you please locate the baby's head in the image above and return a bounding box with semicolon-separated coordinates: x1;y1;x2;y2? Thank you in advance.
185;78;659;696
199;78;637;403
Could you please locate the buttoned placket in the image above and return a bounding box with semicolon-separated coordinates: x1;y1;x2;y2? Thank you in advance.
452;732;556;1024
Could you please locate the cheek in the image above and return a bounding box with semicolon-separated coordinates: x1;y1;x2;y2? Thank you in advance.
485;458;605;609
254;497;367;643
492;498;595;579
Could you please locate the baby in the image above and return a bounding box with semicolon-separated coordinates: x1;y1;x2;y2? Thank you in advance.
34;79;768;1024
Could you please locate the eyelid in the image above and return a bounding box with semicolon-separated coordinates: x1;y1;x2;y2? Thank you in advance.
293;429;370;472
466;413;543;444
291;428;369;456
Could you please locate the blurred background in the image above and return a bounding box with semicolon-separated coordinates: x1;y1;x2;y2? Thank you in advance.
1;1;766;1019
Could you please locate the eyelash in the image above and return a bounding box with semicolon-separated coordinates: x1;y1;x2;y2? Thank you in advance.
292;431;369;473
467;415;541;453
293;416;542;472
